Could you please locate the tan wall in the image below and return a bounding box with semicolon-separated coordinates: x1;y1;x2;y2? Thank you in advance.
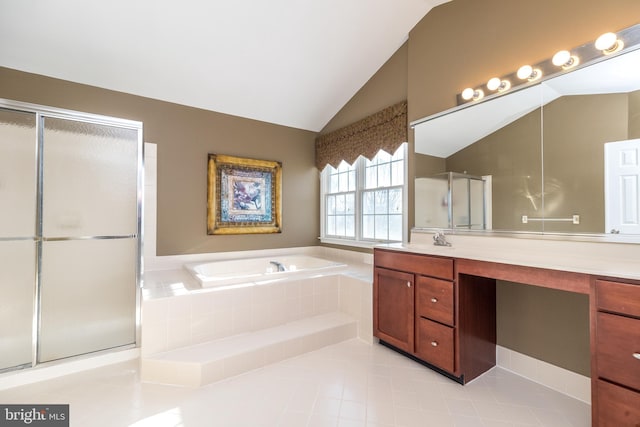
446;109;543;231
543;94;628;233
629;90;640;138
497;281;591;375
0;67;318;255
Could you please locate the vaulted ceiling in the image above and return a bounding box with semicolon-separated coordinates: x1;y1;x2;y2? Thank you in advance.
0;0;448;131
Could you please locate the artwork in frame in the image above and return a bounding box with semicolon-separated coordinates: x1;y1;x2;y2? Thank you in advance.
207;154;282;235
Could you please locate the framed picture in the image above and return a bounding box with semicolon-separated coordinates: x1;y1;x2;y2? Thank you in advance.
207;154;282;235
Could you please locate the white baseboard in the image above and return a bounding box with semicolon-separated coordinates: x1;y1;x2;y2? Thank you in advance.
496;345;591;404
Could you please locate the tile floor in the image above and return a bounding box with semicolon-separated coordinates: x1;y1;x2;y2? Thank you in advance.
0;339;590;427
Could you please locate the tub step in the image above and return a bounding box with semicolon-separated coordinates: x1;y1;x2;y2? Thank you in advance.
140;312;358;387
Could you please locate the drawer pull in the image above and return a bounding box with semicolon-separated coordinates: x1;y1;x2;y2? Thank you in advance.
634;352;640;360
431;297;438;303
431;341;438;347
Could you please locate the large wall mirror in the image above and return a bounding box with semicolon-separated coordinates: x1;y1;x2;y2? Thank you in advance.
413;44;640;238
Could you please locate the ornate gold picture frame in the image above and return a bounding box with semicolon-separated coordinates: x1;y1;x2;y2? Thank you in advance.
207;154;282;235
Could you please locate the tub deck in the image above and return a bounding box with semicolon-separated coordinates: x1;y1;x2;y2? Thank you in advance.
141;251;373;387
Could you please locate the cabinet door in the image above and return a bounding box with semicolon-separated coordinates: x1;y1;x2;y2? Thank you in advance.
374;267;414;353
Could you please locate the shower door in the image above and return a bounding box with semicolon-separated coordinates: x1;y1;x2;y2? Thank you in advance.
0;99;143;370
0;109;37;372
38;116;141;362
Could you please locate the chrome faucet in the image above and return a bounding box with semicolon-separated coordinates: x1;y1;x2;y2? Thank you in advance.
270;261;286;272
433;231;452;247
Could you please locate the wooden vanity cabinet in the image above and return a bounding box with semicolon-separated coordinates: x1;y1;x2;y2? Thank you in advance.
374;248;496;383
593;279;640;426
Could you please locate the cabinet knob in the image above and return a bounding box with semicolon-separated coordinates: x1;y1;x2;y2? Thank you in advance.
634;352;640;360
407;281;411;288
431;297;438;303
431;341;438;347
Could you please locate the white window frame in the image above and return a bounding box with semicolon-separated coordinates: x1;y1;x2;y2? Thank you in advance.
319;143;408;248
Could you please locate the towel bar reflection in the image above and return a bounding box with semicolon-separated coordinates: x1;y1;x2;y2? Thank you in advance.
521;215;580;224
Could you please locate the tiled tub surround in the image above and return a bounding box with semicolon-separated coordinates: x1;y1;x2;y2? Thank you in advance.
141;246;373;386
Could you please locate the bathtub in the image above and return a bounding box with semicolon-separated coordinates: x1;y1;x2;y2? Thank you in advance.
184;255;347;288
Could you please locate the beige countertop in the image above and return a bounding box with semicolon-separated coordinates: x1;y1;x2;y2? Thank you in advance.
377;231;640;281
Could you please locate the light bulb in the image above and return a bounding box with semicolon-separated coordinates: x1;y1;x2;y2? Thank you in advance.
595;33;618;51
461;88;475;100
517;65;532;79
487;77;511;92
487;78;501;91
461;87;483;102
517;65;541;81
552;50;570;66
552;50;579;69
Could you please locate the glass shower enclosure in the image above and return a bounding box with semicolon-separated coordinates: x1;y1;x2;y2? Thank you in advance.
415;172;487;230
0;99;143;372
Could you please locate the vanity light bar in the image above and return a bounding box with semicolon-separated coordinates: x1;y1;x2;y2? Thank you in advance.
457;23;640;105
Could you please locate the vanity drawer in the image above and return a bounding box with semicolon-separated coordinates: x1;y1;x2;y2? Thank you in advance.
416;275;454;326
596;312;640;391
374;249;453;280
596;379;640;426
415;317;454;373
596;279;640;318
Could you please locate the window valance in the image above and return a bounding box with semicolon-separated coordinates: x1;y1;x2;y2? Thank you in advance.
315;101;408;170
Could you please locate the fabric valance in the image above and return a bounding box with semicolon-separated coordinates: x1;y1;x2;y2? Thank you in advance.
315;101;408;170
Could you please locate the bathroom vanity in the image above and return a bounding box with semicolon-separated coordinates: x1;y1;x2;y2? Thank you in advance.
399;26;640;425
374;248;496;382
373;232;640;426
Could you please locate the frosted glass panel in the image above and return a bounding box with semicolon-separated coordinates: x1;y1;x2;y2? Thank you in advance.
42;118;139;237
415;173;486;230
470;179;485;229
415;176;449;228
0;241;35;370
451;176;469;228
0;110;36;238
39;239;137;362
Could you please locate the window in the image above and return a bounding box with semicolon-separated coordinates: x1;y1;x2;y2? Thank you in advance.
321;144;407;246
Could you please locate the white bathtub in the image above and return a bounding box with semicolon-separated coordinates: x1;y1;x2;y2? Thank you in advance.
184;255;347;288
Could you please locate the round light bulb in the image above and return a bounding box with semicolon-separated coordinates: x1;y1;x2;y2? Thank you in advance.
461;87;475;101
487;77;501;91
552;50;571;66
595;32;618;51
517;65;533;80
517;65;541;81
486;78;511;92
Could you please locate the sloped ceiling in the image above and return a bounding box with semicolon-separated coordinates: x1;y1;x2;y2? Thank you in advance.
0;0;448;131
